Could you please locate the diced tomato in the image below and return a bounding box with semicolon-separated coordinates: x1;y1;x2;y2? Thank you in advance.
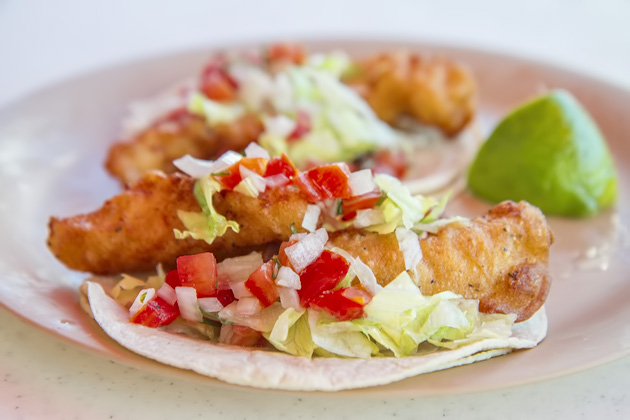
245;260;279;307
264;153;297;178
371;149;408;179
309;287;371;321
298;250;349;307
176;253;218;298
295;163;353;202
223;325;265;347
130;296;180;327
214;157;268;190
164;269;181;288
199;59;238;102
267;43;306;65
287;110;311;141
341;191;382;215
216;289;236;307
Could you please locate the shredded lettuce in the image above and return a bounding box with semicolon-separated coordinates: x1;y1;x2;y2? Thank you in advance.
174;176;239;245
265;308;314;357
188;92;245;125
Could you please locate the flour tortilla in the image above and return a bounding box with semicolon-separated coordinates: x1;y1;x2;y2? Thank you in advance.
86;281;547;391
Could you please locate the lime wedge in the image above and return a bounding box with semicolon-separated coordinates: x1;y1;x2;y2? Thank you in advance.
468;90;617;217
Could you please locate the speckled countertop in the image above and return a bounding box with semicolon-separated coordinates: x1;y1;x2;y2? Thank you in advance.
1;0;629;418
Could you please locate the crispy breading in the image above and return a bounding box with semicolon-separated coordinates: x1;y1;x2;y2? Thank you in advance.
105;113;263;185
344;51;476;136
47;172;307;274
329;201;552;322
47;174;551;321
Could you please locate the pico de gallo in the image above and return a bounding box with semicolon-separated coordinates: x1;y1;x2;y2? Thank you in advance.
111;148;516;359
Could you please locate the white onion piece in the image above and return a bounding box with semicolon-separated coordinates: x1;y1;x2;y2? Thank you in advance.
236;297;263;315
263;114;296;138
278;286;302;310
173;155;216;178
349;169;376;196
314;228;329;245
353;209;385;228
352;257;382;295
175;287;202;322
217;252;263;283
210;150;243;173
156;283;177;306
301;204;321;233
275;266;301;289
129;288;155;316
219;324;234;344
230;281;254;299
264;173;290;188
289;232;307;241
198;297;224;313
395;228;423;271
244;142;270;159
239;166;267;192
285;232;326;273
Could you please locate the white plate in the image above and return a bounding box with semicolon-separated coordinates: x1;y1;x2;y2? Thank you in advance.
1;40;629;395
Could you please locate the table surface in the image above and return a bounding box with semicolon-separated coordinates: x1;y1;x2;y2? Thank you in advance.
1;0;629;418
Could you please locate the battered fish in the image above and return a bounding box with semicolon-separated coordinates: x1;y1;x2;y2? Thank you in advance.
47;172;552;322
47;171;308;274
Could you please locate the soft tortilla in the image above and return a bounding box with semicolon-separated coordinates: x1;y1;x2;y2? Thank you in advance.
86;281;547;391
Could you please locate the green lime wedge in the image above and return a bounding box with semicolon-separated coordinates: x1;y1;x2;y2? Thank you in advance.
468;90;617;217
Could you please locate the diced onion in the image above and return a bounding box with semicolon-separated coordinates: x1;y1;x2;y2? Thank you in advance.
285;231;326;273
349;169;376;196
198;297;224;313
175;287;202;322
219;324;234;344
230;281;254;299
289;232;307;242
211;150;243;173
244;142;271;159
173;155;215;178
239;166;267;192
275;266;301;289
353;209;385;228
236;297;263;315
395;228;423;271
314;227;329;244
156;283;177;306
301;204;321;232
217;252;263;283
129;288;155;316
352;257;381;295
278;286;302;310
264;174;290;188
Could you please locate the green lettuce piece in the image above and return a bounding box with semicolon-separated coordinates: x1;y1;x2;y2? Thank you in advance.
308;310;379;359
188;92;245;125
374;175;425;229
265;308;314;357
174;176;239;245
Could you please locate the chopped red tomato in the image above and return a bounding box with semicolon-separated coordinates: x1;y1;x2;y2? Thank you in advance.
224;325;264;347
287;110;311;141
267;43;306;65
176;253;218;298
164;269;181;288
214;157;268;190
310;287;371;321
199;59;238;102
130;296;180;327
216;289;236;307
371;149;408;179
245;260;279;307
298;250;349;307
341;191;382;215
295;163;352;202
264;153;297;178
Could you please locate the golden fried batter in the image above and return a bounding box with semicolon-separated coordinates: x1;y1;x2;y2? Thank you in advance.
329;201;552;322
344;51;476;136
105;113;263;185
47;171;308;274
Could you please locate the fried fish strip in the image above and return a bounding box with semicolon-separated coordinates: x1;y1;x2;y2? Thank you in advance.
47;171;307;274
344;51;476;136
105;112;263;185
329;201;552;322
47;174;551;321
